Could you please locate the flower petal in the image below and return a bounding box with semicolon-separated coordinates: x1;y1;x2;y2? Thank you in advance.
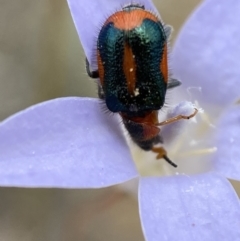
139;173;240;241
172;0;240;110
66;0;159;69
212;105;240;181
0;97;138;188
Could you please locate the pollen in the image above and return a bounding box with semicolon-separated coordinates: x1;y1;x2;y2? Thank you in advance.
134;88;140;96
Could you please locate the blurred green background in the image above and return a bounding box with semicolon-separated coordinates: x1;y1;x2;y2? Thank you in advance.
2;1;239;241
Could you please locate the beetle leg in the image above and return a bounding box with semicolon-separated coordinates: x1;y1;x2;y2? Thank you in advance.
164;24;173;39
157;108;198;127
152;146;177;168
167;78;182;89
86;58;99;78
98;85;105;99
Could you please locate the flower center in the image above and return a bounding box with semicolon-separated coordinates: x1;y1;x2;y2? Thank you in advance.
128;102;218;177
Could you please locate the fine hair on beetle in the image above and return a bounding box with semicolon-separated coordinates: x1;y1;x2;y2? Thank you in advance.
85;3;198;168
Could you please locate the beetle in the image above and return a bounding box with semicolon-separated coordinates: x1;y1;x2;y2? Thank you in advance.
86;4;197;167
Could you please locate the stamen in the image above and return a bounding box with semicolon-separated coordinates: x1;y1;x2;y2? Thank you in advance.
152;146;178;168
178;147;217;158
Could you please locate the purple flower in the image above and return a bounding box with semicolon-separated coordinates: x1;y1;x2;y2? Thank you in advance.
1;0;240;240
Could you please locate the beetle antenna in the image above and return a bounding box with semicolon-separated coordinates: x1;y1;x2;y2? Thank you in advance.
163;155;177;168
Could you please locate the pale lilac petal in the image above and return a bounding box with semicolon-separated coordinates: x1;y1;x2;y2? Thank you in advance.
0;97;138;188
212;106;240;181
172;0;240;110
139;173;240;241
66;0;159;69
